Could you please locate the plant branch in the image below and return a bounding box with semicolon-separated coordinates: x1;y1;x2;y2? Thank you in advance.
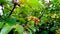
8;4;16;17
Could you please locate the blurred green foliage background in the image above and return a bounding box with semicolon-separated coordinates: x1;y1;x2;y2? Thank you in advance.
0;0;60;34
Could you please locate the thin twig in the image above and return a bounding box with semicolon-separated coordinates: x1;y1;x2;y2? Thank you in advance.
8;4;16;17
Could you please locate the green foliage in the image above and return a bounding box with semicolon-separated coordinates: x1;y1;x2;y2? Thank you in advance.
0;0;60;34
0;24;11;34
0;0;7;5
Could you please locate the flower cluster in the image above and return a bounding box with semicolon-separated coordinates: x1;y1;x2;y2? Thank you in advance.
27;16;40;25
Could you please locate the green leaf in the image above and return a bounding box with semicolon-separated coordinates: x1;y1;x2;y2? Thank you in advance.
27;0;42;9
16;24;24;34
0;22;4;28
19;18;26;24
0;0;7;5
0;24;11;34
41;31;48;34
29;26;36;32
29;21;35;26
27;28;32;34
50;27;56;32
5;17;17;26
